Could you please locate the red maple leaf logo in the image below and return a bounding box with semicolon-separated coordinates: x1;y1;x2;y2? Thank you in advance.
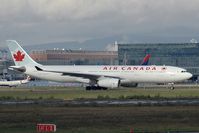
13;51;25;61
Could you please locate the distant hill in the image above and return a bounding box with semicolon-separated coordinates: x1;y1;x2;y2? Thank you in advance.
24;36;121;52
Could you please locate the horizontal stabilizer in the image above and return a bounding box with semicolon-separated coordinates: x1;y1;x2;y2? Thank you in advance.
9;66;26;72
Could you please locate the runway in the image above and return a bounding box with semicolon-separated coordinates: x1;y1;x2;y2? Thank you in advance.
1;98;199;106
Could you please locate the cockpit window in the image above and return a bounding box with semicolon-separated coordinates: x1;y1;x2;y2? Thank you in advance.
181;70;187;73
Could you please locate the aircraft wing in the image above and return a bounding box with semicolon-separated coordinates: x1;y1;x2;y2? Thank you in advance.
62;72;100;80
35;66;120;81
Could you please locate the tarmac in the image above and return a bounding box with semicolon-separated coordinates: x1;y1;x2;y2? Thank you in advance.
1;98;199;106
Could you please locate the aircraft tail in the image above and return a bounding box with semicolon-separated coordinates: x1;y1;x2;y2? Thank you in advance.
141;54;151;65
7;40;41;67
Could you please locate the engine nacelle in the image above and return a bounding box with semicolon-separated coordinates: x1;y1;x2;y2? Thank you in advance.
120;83;138;87
97;78;120;88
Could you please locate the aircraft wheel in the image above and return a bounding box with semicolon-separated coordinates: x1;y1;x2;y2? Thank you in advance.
86;86;91;90
102;87;108;90
170;86;175;90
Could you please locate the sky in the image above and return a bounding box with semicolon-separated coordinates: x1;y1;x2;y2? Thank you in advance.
0;0;199;47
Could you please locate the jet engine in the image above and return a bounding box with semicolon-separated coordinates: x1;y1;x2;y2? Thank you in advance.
97;78;120;88
120;83;138;87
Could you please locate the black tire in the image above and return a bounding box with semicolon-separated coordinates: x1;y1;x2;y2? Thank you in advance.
86;86;91;90
102;87;108;90
170;87;175;90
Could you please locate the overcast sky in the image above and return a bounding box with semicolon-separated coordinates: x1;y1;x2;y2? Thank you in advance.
0;0;199;46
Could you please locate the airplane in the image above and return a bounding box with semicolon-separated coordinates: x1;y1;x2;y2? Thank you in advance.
0;76;30;87
141;54;151;65
7;40;192;90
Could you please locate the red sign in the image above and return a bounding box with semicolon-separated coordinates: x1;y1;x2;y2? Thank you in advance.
37;124;56;132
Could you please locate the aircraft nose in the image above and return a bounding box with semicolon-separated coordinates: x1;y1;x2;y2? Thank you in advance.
186;72;193;79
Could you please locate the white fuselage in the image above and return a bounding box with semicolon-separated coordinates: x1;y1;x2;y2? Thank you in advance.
24;65;192;84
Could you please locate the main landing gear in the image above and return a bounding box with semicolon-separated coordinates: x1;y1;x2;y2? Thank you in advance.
86;86;108;90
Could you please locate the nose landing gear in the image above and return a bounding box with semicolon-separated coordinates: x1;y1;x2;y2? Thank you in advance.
168;83;175;90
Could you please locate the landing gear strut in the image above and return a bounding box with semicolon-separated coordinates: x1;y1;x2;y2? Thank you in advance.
168;83;175;90
86;86;108;90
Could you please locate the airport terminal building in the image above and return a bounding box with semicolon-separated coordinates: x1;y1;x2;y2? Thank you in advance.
118;43;199;79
